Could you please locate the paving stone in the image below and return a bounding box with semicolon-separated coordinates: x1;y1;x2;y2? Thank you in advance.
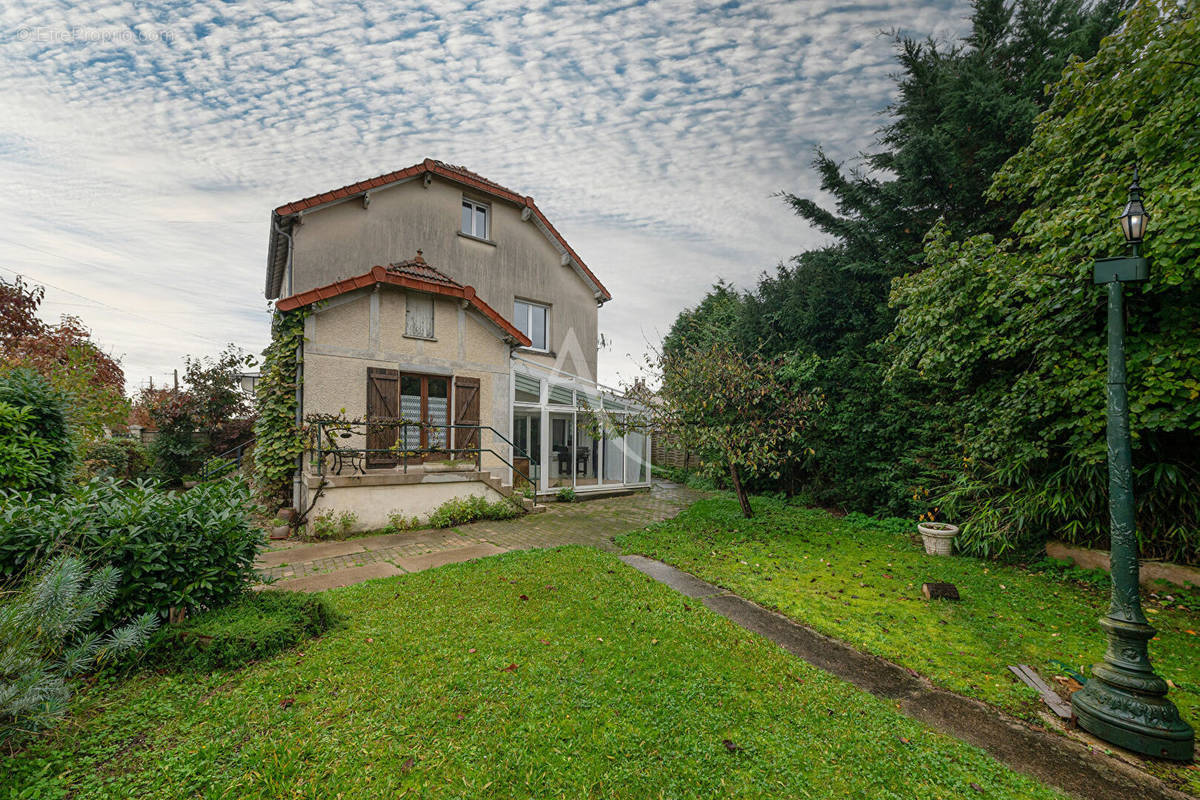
270;562;404;592
256;483;706;586
392;542;507;572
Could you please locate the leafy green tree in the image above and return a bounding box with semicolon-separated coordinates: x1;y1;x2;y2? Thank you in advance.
661;281;745;358
0;277;128;441
890;0;1200;561
627;343;812;518
662;0;1129;520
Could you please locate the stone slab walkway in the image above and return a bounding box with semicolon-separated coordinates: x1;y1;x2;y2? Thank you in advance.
260;483;703;591
619;554;1194;800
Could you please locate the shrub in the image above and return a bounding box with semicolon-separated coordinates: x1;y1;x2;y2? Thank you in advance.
0;368;74;495
146;591;339;671
387;511;423;532
0;476;264;629
555;487;576;503
429;495;523;528
0;555;158;745
307;510;358;541
81;437;150;480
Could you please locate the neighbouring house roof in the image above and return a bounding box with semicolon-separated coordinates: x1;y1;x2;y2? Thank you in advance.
265;158;612;303
274;251;532;348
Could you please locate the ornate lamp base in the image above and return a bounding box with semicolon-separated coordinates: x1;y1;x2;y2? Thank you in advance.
1071;616;1194;762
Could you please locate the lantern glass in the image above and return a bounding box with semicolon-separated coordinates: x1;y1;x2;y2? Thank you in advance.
1119;198;1148;243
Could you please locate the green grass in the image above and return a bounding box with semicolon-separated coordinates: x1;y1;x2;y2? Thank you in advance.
6;548;1062;799
618;495;1200;790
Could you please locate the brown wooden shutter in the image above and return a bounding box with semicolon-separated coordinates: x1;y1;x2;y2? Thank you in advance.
453;376;481;453
366;368;399;467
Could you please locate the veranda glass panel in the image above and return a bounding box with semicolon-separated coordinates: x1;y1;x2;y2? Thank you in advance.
549;412;573;488
625;429;648;484
548;384;573;405
603;422;623;485
576;416;600;488
512;410;541;489
515;372;541;403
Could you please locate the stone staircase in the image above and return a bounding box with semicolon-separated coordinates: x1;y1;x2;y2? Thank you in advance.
480;470;543;514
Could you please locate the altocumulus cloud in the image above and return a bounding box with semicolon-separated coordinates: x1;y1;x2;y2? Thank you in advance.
0;0;968;390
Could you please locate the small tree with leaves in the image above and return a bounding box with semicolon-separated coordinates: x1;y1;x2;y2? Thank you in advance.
624;342;813;518
0;555;158;746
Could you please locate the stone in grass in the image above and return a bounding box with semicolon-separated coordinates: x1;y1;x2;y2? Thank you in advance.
922;582;960;601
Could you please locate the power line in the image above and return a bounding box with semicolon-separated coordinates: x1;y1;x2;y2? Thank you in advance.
0;263;235;348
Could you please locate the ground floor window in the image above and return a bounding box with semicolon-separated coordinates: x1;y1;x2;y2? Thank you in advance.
367;369;450;465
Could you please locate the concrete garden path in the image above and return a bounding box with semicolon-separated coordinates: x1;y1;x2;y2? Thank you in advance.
258;482;704;591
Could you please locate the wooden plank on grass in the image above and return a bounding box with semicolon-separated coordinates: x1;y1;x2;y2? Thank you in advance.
1008;664;1073;719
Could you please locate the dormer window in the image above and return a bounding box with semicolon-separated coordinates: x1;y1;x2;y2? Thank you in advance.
461;197;490;239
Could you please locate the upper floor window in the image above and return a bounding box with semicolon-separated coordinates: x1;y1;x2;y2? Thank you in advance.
406;292;434;339
461;197;490;239
514;299;548;351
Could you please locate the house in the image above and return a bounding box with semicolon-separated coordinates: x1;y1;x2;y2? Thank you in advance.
266;159;650;529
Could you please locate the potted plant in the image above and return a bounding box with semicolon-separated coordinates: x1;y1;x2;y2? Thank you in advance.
917;517;958;556
268;517;291;540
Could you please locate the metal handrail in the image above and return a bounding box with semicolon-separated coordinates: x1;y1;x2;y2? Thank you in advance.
198;438;255;481
308;420;536;489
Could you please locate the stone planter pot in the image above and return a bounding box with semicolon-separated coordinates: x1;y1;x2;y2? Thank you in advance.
269;525;291;540
918;522;959;556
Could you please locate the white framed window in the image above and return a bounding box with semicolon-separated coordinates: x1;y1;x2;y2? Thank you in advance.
405;292;434;339
461;197;490;239
514;299;548;351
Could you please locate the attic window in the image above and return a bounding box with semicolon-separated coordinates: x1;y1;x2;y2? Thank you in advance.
461;198;489;239
405;293;434;339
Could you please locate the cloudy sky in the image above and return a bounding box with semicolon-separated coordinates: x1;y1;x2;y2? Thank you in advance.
0;0;970;393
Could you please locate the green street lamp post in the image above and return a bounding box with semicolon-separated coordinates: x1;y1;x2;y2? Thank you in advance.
1070;168;1194;761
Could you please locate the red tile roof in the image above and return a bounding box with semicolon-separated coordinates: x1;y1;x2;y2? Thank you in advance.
267;159;611;302
386;251;462;287
274;252;532;347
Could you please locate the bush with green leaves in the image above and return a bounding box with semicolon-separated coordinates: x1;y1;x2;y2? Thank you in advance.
1;555;158;745
889;1;1200;562
554;486;577;503
0;368;75;495
0;476;264;629
429;495;523;528
307;509;358;541
81;437;150;481
146;590;339;672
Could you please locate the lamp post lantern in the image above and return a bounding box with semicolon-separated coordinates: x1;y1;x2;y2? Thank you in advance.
1070;167;1194;761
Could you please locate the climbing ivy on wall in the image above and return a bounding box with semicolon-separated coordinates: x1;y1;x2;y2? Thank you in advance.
252;309;309;507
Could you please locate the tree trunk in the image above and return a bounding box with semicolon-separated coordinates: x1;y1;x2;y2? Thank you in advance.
728;462;753;518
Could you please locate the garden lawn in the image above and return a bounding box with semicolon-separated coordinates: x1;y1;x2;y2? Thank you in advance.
618;495;1200;782
5;547;1062;800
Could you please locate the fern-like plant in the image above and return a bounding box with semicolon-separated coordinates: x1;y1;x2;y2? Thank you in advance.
0;555;158;746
